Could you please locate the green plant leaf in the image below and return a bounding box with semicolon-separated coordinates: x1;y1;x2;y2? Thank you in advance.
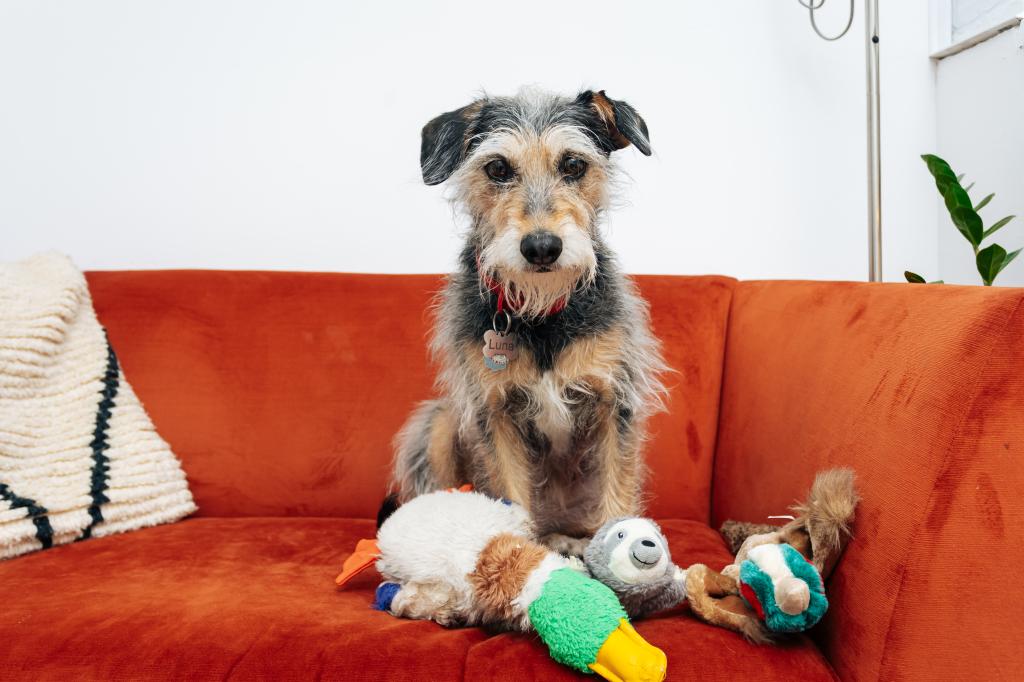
904;271;926;284
1001;248;1022;275
921;154;952;176
974;193;994;212
922;155;959;195
965;182;975;193
976;243;1007;285
943;184;973;213
933;165;958;186
935;175;955;195
951;206;984;247
956;173;965;182
983;215;1016;239
929;280;945;284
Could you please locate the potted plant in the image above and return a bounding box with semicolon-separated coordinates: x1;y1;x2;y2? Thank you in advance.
906;154;1018;286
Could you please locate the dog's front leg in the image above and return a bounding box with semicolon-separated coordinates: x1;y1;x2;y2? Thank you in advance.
536;532;590;558
481;417;592;556
483;412;535;513
583;384;644;526
594;425;643;523
536;382;644;557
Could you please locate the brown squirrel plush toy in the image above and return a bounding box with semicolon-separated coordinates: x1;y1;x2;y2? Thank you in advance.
685;468;859;643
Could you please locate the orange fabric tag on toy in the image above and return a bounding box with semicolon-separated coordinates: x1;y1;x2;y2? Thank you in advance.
447;484;474;493
335;538;381;587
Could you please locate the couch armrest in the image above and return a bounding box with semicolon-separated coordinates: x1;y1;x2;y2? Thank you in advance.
711;281;1024;681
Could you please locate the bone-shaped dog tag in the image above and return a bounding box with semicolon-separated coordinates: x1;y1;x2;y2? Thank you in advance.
483;330;517;372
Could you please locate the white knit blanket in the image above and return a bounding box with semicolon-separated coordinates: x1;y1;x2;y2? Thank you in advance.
0;253;196;559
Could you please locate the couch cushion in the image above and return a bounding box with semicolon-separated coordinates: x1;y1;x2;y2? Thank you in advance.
0;517;834;681
712;281;1024;681
0;517;486;681
636;276;735;520
85;271;734;521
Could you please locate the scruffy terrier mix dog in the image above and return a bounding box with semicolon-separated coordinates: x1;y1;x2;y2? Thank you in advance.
391;87;667;556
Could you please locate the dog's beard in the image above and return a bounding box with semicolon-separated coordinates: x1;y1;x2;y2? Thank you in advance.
479;225;597;320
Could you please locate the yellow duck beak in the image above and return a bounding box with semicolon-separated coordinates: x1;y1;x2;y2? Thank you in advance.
589;619;667;682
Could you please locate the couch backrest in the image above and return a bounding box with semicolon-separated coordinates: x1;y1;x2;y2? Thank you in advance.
712;280;1024;681
87;271;734;521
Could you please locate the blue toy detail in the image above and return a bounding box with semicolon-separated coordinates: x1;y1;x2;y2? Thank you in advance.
373;582;401;612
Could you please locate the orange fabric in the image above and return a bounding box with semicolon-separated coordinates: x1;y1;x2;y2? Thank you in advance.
84;271;735;522
635;276;735;520
335;538;380;587
712;281;1024;681
0;518;487;681
86;271;441;519
0;517;834;681
16;270;1013;680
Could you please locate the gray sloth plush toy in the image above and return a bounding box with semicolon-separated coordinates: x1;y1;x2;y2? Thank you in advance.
583;517;688;619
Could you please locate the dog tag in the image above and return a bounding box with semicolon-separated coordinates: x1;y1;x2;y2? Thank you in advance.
483;330;517;372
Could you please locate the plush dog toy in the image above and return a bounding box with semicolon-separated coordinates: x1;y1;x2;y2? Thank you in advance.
685;468;858;643
583;517;688;619
336;490;667;682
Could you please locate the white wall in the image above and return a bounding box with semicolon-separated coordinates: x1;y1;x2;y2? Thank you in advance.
0;1;936;281
935;23;1024;286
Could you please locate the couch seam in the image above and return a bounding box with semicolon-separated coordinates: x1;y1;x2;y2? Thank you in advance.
706;279;739;527
874;292;1024;681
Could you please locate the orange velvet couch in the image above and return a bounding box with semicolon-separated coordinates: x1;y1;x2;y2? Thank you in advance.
2;271;1021;681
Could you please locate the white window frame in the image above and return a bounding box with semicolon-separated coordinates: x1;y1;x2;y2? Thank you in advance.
930;0;1024;58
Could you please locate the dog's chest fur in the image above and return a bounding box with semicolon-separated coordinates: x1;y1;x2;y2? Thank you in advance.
529;372;573;456
474;315;630;520
487;363;612;534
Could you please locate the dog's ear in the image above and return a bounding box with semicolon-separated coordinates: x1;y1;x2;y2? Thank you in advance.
576;90;652;156
420;103;478;185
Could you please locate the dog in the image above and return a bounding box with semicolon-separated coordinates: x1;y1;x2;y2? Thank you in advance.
390;87;667;557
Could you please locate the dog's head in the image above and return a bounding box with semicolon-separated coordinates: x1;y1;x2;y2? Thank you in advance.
421;87;650;318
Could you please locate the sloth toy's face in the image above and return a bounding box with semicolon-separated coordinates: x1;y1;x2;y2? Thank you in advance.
589;518;671;586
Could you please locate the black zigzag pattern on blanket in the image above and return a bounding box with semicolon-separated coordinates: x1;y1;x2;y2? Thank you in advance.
79;334;120;541
0;484;54;549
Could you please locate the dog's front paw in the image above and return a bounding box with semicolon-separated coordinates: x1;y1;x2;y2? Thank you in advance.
539;532;589;558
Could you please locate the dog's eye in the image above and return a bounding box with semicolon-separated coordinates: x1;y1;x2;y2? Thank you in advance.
484;158;513;183
560;155;587;181
617;531;624;539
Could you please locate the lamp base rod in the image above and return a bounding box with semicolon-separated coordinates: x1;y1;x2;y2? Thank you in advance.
866;0;883;282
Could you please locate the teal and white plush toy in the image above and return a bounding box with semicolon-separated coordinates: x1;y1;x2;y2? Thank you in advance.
736;539;828;633
366;490;667;682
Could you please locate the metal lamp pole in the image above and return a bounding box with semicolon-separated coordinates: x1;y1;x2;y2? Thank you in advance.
865;0;882;282
802;0;882;282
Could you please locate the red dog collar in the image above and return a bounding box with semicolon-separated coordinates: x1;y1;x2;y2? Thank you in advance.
476;255;568;317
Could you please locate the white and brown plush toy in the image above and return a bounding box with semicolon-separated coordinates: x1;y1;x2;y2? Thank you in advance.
337;490;668;682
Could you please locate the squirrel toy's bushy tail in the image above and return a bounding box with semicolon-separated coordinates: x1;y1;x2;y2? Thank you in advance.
791;468;859;572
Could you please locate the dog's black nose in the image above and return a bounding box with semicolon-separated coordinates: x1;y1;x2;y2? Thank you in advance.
520;231;562;266
641;539;656;548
